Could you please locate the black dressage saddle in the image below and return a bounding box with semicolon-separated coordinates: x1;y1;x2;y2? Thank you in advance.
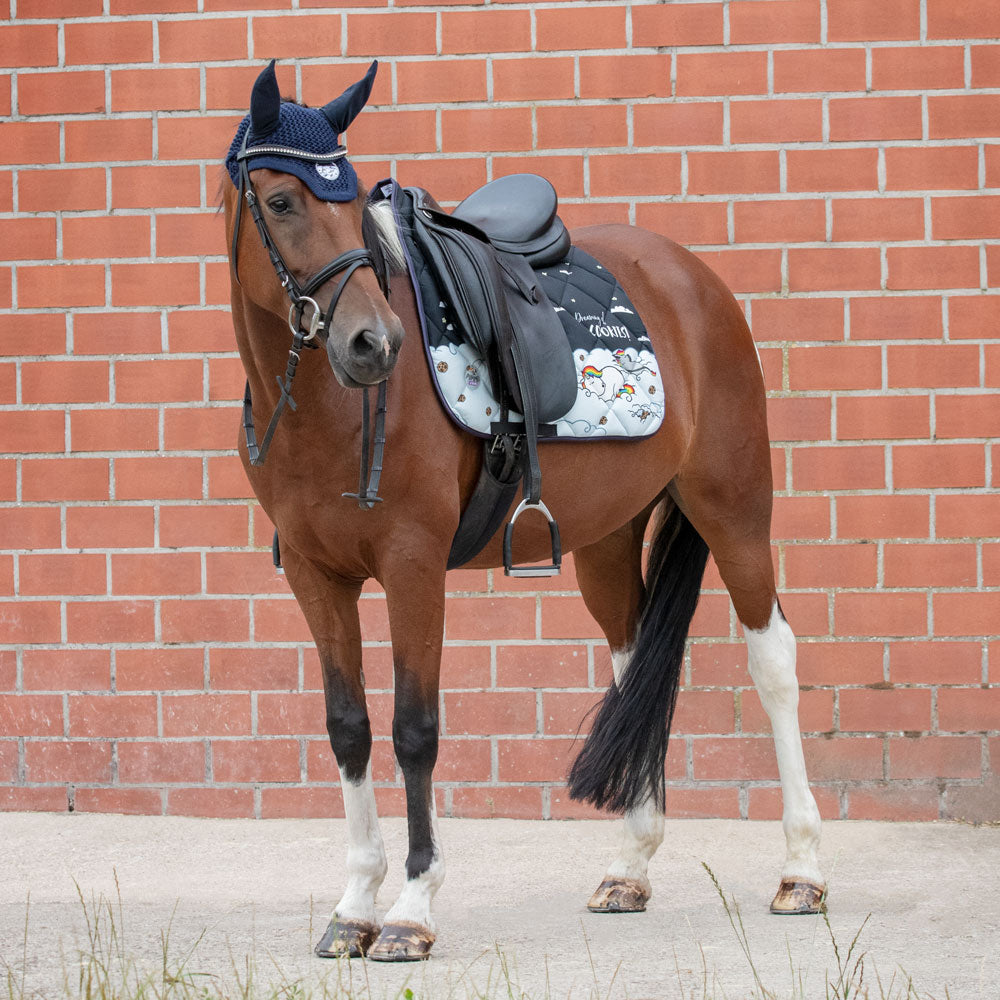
395;173;578;575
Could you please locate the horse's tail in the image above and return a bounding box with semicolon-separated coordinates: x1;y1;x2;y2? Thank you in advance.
567;502;709;814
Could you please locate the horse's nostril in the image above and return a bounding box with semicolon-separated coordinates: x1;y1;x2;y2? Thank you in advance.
349;328;385;362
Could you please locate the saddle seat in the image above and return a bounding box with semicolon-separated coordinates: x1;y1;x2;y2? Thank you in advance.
452;173;570;268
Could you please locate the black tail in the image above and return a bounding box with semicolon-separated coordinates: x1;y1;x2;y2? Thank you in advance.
567;503;709;814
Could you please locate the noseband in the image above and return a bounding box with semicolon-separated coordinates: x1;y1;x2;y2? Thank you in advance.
231;131;388;510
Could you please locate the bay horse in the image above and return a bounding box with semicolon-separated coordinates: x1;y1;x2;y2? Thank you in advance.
222;60;826;962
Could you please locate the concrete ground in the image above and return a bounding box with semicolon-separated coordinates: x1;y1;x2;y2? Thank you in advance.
0;814;997;999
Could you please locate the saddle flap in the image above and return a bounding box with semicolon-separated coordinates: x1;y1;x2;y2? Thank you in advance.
453;174;570;267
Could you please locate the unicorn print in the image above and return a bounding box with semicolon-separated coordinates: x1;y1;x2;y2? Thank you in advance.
580;363;635;403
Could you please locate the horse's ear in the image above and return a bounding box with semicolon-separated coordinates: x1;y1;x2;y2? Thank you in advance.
321;60;378;136
249;59;281;139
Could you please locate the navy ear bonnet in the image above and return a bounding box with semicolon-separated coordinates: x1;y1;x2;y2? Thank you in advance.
225;59;377;203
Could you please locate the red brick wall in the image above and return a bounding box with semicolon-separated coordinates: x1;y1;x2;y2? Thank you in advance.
2;1;998;822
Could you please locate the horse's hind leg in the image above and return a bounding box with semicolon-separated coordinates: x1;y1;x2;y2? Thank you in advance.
672;456;825;914
280;552;387;959
572;509;665;913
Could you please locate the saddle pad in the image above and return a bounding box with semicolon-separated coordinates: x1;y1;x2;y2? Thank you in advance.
388;181;665;441
428;246;664;440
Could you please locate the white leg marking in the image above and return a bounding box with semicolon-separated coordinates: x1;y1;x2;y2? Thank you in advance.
604;648;664;892
334;762;388;926
382;799;445;931
744;602;823;884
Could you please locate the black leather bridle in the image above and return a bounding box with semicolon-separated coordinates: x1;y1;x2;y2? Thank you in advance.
231;131;388;509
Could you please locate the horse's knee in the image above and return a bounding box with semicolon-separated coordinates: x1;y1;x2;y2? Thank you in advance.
327;700;372;782
392;707;439;773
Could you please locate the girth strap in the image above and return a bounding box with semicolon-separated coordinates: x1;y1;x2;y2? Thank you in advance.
342;381;388;509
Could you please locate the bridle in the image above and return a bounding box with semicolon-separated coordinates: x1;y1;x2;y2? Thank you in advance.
231;130;388;509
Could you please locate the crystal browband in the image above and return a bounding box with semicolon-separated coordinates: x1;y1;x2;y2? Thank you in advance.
238;144;348;163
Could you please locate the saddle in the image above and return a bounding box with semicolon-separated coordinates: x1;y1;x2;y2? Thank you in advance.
392;174;578;575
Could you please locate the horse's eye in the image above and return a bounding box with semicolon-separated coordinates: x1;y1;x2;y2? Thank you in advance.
267;197;291;216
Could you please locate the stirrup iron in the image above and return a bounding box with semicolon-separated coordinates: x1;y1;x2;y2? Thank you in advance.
503;498;561;577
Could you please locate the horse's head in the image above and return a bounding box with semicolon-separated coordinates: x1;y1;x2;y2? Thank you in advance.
223;60;404;389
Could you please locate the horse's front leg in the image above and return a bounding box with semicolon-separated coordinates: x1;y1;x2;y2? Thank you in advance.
367;554;447;962
279;551;387;959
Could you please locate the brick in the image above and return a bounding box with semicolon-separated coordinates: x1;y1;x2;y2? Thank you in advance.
950;295;1000;340
451;786;543;820
887;344;980;389
112;69;200;112
74;787;164;815
638;201;729;247
491;57;573;103
118;741;205;785
111;553;201;597
397;59;488;105
734;199;826;245
828;0;921;41
797;641;885;686
0;410;65;454
765;396;832;442
693;736;779;781
20;553;107;597
212;738;301;783
65;20;153;64
160;505;249;548
790;247;883;292
748;784;842;821
166;787;254;819
0;694;64;736
840;686;932;733
890;735;982;779
395;154;485;200
695;248;783;294
888;246;981;291
937;494;1000;539
69;694;157;738
0;123;60;166
158;18;247;62
936;395;1000;440
256;692;327;737
886;543;978;589
444;690;537;736
536;6;625;51
837;395;930;441
0;218;56;262
788;345;881;391
23;360;110;405
65;600;156;644
830;96;923;141
676;51;768;97
835;592;929;639
209;647;298;691
774;48;867;93
0;24;59;67
441;107;532;154
19;265;106;309
162;694;251;738
23;458;109;502
66;506;154;549
632;3;723;47
497;737;576;782
260;786;346;821
536;105;628;151
893;443;985;489
937;687;1000;732
74;312;162;356
161;599;250;644
971;45;1000;87
633;102;724;148
752;297;845;344
834;197;925;242
927;1;1000;39
19;167;106;213
933;196;1000;241
111;165;201;210
23;650;110;693
207;456;252;500
157;115;241;160
71;408;159;453
872;45;965;90
933;592;1000;639
884;146;980;192
784;543;877;589
25;740;112;784
850;296;942;341
742;687;834;735
889;641;983;685
347;12;436;56
494;157;584;198
116;648;204;693
664;786;741;819
580;53;670;100
17;71;105;116
730;99;823;144
688;151;780;195
847;783;939;821
929;95;1000;139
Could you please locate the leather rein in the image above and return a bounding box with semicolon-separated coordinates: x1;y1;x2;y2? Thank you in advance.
231;131;388;509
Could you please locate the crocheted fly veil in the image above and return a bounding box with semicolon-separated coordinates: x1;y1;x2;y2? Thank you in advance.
226;59;378;203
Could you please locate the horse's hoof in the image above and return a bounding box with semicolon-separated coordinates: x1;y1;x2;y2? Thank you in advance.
769;879;826;915
587;876;650;913
366;921;435;962
314;917;379;958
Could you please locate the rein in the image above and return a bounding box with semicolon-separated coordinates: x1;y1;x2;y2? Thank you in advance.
232;131;388;508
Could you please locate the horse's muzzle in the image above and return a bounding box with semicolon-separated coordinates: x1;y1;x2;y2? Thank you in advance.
327;316;403;388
